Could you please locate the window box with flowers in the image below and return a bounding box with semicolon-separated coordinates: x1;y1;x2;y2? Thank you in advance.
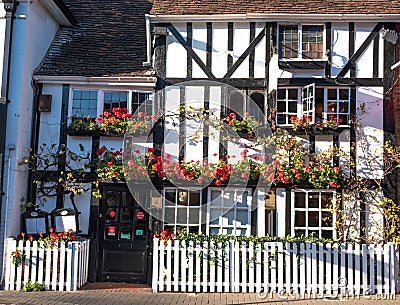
288;115;347;136
67;108;157;137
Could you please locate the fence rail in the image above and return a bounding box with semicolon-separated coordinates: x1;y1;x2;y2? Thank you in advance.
4;238;90;291
152;239;399;294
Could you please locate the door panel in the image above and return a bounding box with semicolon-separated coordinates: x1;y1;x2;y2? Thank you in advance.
98;185;150;283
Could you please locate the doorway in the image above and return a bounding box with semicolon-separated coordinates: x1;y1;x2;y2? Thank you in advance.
98;185;150;283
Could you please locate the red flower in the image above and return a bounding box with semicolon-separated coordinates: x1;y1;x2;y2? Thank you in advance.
14;251;20;257
107;161;113;166
329;181;337;188
109;211;116;218
215;180;222;186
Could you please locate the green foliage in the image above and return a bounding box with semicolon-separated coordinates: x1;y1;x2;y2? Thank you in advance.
21;281;46;292
378;197;400;244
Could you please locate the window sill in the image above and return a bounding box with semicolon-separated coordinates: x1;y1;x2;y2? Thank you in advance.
284;126;349;136
66;128;152;139
278;59;327;70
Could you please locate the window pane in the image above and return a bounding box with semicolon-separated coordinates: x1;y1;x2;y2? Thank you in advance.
321;230;333;239
189;191;201;206
279;25;298;59
176;207;187;223
277;89;286;100
72;90;98;117
288;101;297;113
327;89;337;100
327;102;337;113
308;211;319;227
236;210;248;225
302;25;324;59
277;114;286;125
188;208;200;224
339;89;349;100
322;211;332;227
295;229;306;237
236;191;248;207
339;102;349;113
295;211;306;226
288;89;298;100
277;101;286;112
321;193;333;209
295;192;305;208
308;193;319;208
165;190;176;205
210;227;220;235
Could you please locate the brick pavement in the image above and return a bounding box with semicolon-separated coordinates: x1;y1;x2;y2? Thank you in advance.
0;291;400;305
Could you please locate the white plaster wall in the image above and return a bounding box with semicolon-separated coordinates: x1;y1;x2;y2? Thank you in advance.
0;4;6;92
331;23;349;78
339;130;351;177
211;23;228;78
184;86;204;161
99;137;124;152
208;86;221;163
231;22;249;78
341;190;360;241
254;23;266;79
3;0;59;240
38;84;63;146
356;87;383;179
364;190;384;243
275;188;286;237
314;135;333;155
164;86;180;161
354;23;375;78
66;137;92;170
192;23;207;78
64;187;91;235
166;23;187;78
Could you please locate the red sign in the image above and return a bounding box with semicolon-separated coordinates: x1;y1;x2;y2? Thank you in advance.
136;211;145;220
107;226;116;236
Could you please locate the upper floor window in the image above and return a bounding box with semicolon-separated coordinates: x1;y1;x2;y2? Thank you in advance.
279;25;324;60
71;90;98;117
132;91;153;115
276;85;350;126
70;89;153;118
103;91;128;113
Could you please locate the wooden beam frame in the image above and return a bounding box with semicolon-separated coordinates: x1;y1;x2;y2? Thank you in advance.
337;22;383;78
167;23;216;79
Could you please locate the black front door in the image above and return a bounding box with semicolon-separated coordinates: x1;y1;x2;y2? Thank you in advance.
98;185;150;283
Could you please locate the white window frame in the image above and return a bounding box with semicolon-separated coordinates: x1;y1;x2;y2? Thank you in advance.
207;188;252;236
162;187;203;234
68;88;154;119
324;87;351;126
277;85;351;127
278;24;326;60
291;189;336;239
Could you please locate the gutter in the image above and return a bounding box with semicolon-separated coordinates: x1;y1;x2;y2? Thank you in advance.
33;75;157;87
148;13;400;22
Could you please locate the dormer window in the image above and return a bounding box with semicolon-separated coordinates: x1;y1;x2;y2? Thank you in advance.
279;25;324;60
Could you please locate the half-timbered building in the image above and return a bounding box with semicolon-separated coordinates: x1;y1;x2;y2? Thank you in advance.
2;0;400;285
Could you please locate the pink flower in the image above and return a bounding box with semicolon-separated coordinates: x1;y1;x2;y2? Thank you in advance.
197;177;204;184
128;160;135;167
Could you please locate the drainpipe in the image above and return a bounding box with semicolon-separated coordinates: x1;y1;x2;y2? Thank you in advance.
143;14;151;67
0;0;17;230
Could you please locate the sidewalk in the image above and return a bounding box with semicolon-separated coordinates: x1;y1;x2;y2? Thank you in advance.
0;290;400;305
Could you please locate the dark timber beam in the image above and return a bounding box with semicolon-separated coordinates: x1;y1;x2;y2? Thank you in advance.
224;26;266;78
167;24;216;79
337;22;383;78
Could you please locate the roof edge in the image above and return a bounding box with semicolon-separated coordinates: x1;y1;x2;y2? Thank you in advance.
148;13;400;22
39;0;77;26
33;75;157;87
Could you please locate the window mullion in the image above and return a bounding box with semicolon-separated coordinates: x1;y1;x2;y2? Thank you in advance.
298;25;302;59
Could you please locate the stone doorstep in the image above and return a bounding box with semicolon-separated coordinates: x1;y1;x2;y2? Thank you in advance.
79;282;152;292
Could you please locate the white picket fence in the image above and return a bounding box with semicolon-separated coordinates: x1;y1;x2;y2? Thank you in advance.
152;239;399;295
4;238;90;291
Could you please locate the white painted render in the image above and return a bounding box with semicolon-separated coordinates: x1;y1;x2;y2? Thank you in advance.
354;23;375;78
2;0;59;243
0;4;6;93
166;23;187;78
